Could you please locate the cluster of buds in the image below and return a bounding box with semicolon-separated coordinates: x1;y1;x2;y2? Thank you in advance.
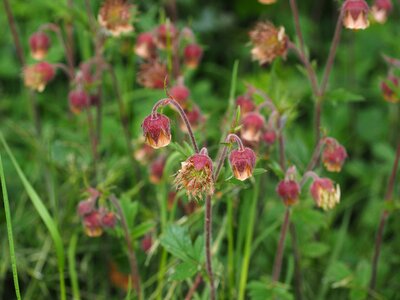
23;61;55;92
98;0;134;37
381;75;399;103
135;24;203;89
249;22;288;65
371;0;393;24
321;137;348;172
342;0;370;30
77;189;117;237
29;31;51;60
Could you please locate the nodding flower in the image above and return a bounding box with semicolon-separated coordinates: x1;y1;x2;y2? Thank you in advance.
371;0;393;24
322;138;348;172
142;113;171;149
98;0;134;36
155;23;177;49
23;62;55;92
229;147;256;181
184;44;203;69
240;112;266;142
68;90;90;114
342;0;370;30
236;95;256;115
134;32;156;59
310;177;341;211
137;61;168;89
29;32;51;60
276;166;300;206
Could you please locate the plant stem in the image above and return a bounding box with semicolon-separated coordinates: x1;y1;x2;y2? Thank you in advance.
369;141;400;295
272;207;291;281
110;195;142;300
85;107;98;176
204;194;216;300
184;274;202;300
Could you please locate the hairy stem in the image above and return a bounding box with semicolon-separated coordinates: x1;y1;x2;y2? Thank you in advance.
110;195;142;300
184;274;202;300
205;194;216;300
272;207;291;281
85;107;98;177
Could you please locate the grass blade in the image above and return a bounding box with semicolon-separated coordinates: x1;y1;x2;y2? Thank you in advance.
68;233;80;300
0;154;22;300
0;133;66;300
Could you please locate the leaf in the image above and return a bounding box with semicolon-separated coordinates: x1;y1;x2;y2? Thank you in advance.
302;242;329;258
132;221;156;239
248;280;294;300
160;225;197;263
120;197;139;229
325;88;364;104
325;261;353;288
252;168;268;176
170;262;198;281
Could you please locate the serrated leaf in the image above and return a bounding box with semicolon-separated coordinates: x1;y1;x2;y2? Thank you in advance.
170;262;198;281
248;280;294;300
160;225;197;263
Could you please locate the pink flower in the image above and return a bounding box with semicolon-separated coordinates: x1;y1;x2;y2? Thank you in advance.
23;62;55;92
322;138;348;172
342;0;370;30
229;148;256;181
29;32;50;60
236;95;256;115
68;90;90;114
135;32;156;59
184;44;203;69
142;113;172;149
240;112;265;142
310;178;340;210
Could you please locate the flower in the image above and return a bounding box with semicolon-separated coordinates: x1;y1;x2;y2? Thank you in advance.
101;211;117;228
142;113;171;149
310;177;340;210
342;0;370;30
258;0;277;4
240;112;265;142
371;0;392;24
381;75;399;103
249;22;288;65
236;95;256;115
141;235;153;253
174;151;214;200
137;61;168;89
77;198;95;216
277;180;300;206
149;156;166;184
170;84;190;107
83;211;103;237
134;32;156;59
322;138;348;172
229;147;256;181
68;90;90;114
184;44;203;69
262;129;277;145
98;0;134;36
23;62;55;92
155;23;177;49
29;32;50;60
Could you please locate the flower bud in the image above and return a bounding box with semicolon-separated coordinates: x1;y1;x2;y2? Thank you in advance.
262;129;277;145
134;32;156;59
342;0;370;30
77;199;95;216
371;0;392;23
322;138;348;172
310;177;340;211
240;112;265;142
101;211;117;228
155;23;177;49
174;151;214;200
83;211;103;237
68;90;90;114
149;156;166;184
137;61;168;89
98;0;134;36
184;44;203;69
249;22;288;65
381;75;399;103
29;32;50;60
23;62;55;92
229;147;256;181
141;235;153;253
277;180;300;206
142;113;171;149
236;95;256;115
170;84;190;107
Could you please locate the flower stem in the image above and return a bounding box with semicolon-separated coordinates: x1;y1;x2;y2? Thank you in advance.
272;207;291;281
369;141;400;295
226;133;245;151
110;195;142;300
205;194;216;300
184;274;202;300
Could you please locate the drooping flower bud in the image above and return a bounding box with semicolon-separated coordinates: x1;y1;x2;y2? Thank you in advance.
249;22;288;65
101;211;117;228
155;23;177;49
262;129;277;145
371;0;392;23
170;84;190;107
381;75;399;103
83;211;103;237
142;113;171;149
236;95;256;115
23;62;55;92
68;90;90;114
98;0;134;36
174;150;214;200
229;147;257;181
240;112;265;142
29;32;51;60
184;44;203;69
149;156;166;184
310;177;340;211
322;138;348;172
342;0;370;30
137;61;168;89
77;198;95;216
134;32;156;59
276;167;300;206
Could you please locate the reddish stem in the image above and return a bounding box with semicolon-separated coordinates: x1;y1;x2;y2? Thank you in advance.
204;194;216;300
272;207;291;281
184;274;202;300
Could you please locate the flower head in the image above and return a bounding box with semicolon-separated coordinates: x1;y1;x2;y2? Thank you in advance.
229;147;256;181
342;0;370;30
371;0;392;23
174;150;214;200
381;75;399;103
142;113;171;149
134;32;156;59
184;44;203;69
262;129;277;145
68;90;90;114
276;166;300;206
137;61;168;89
155;23;177;49
23;62;55;92
249;22;288;65
310;177;340;210
101;211;117;228
236;95;256;115
83;211;103;237
98;0;134;36
322;138;348;172
240;112;266;142
29;32;50;60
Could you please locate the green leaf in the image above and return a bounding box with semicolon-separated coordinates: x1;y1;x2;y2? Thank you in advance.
252;168;268;176
325;261;353;288
170;262;198;281
302;242;329;258
248;279;294;300
160;225;198;263
120;197;139;229
132;221;156;239
325;88;364;104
